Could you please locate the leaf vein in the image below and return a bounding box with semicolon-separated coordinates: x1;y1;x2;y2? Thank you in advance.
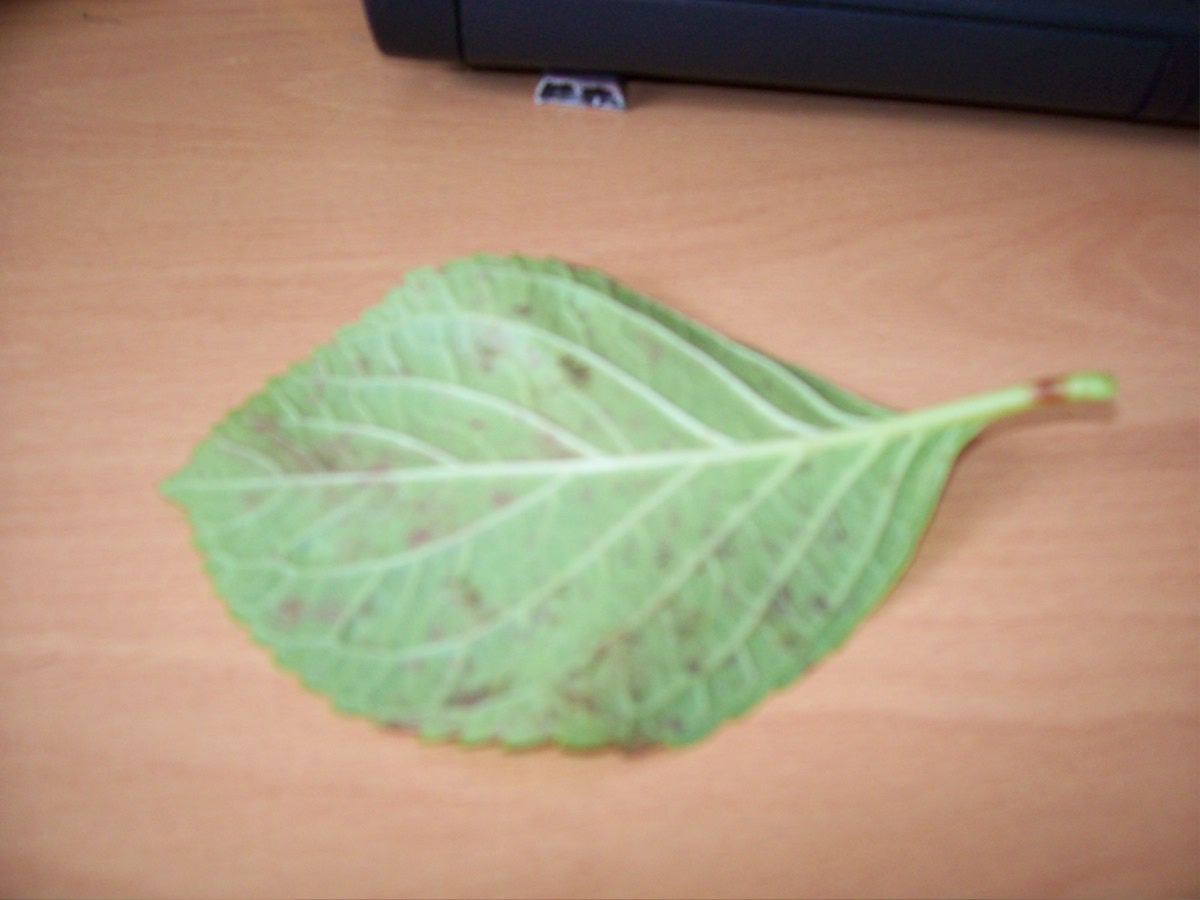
642;439;885;716
288;416;461;465
297;373;605;459
497;265;825;437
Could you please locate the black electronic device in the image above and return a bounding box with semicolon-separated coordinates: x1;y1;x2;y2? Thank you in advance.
363;0;1198;124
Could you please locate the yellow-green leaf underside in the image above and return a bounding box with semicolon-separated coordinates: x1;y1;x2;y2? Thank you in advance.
163;256;1115;749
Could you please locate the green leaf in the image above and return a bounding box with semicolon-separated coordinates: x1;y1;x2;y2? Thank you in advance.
163;255;1116;750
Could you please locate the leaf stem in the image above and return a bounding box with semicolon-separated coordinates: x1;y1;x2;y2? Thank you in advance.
907;370;1118;432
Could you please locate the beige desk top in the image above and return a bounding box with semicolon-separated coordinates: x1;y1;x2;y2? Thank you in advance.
1;2;1196;897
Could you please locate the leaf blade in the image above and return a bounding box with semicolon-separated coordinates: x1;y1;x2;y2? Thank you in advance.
163;256;1115;749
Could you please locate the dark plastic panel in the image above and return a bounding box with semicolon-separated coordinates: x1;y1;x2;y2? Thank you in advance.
363;0;459;60
362;0;1199;123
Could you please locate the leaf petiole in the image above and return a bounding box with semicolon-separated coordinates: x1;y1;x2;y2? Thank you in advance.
897;370;1117;435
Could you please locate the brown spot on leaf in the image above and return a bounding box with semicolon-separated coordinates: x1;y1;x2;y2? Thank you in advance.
655;543;674;569
1033;375;1068;405
447;686;502;708
475;327;511;373
714;537;736;559
408;529;434;548
313;601;343;625
275;597;304;629
558;354;591;388
641;334;665;364
532;607;559;627
309;446;340;472
768;586;795;620
477;347;499;372
538;432;575;459
560;689;601;714
675;607;704;639
364;465;398;487
455;580;484;613
491;490;514;508
827;516;849;545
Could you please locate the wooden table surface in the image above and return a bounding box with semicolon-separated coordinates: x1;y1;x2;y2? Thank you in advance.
1;2;1196;897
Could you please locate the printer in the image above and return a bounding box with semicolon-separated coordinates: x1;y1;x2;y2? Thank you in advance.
363;0;1198;124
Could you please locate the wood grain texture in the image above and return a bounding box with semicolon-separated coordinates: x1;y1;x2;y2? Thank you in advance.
1;2;1196;897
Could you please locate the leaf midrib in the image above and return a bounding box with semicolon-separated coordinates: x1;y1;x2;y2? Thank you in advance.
166;380;1029;496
